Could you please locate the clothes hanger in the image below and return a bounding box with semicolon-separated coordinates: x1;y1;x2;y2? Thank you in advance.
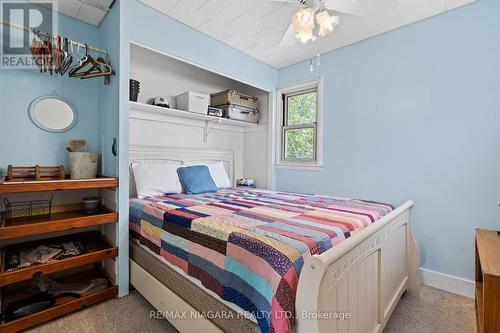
55;35;62;73
29;29;44;72
73;50;102;77
79;56;109;79
57;37;67;74
40;34;51;73
79;55;115;84
64;41;79;75
59;38;74;76
68;44;95;77
43;34;54;75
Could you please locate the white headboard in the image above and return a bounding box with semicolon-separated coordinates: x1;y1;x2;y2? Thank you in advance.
129;145;235;198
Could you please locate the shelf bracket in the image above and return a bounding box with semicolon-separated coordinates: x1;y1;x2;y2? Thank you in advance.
203;120;219;142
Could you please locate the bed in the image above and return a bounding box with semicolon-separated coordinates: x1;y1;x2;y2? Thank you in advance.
129;145;420;333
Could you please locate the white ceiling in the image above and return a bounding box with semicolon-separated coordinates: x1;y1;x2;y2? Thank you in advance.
139;0;476;68
33;0;114;26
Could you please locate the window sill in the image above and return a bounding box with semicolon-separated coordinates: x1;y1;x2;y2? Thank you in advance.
275;164;323;171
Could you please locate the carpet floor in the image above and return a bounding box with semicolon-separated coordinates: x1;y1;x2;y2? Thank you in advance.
25;285;475;333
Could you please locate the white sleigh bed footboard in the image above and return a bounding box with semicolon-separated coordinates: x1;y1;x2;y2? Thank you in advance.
295;200;419;333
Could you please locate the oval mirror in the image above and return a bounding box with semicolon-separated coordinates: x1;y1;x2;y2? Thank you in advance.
29;96;77;133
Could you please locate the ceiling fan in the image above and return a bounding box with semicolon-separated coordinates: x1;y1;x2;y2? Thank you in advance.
272;0;398;45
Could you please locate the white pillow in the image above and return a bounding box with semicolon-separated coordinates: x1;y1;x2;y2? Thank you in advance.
132;163;183;199
185;161;231;189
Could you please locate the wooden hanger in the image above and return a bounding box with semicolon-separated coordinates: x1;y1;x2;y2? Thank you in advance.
79;56;114;85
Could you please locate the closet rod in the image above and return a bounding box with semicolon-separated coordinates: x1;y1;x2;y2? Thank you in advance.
0;19;110;56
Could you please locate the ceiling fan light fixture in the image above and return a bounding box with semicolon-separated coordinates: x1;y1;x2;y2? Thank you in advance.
292;8;316;43
316;10;339;37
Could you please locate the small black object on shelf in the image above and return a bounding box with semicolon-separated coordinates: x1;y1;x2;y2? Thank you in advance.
3;291;81;321
82;197;100;214
129;79;140;102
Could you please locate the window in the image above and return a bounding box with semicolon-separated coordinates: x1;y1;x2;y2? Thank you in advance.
277;78;323;170
283;90;317;160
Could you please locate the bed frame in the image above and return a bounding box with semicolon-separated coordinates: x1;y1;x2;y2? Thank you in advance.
129;144;420;333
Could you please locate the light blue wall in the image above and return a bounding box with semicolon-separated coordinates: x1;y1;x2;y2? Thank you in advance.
0;7;100;171
277;0;500;281
0;2;121;290
98;3;119;178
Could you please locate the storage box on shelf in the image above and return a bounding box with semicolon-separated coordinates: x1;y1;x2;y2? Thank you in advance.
222;104;259;124
211;90;260;124
0;177;119;331
175;91;210;115
210;90;258;110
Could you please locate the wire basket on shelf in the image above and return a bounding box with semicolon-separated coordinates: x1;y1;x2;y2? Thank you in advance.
2;195;53;220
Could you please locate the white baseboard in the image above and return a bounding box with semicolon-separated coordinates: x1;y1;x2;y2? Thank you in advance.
418;267;475;299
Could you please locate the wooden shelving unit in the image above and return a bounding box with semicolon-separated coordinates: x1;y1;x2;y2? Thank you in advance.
0;231;117;286
0;268;117;333
0;177;117;194
0;208;117;240
475;229;500;333
0;177;118;331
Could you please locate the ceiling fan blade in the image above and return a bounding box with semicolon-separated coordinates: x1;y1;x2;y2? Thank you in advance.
322;0;357;14
323;0;398;17
278;23;297;46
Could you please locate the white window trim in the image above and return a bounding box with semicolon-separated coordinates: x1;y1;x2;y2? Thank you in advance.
275;77;324;171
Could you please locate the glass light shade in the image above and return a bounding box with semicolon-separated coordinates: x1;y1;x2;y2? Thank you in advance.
316;11;339;37
292;8;316;43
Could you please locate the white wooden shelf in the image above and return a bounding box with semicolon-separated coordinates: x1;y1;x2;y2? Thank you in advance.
129;101;258;128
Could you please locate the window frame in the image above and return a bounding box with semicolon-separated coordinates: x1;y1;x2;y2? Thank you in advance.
282;89;317;162
276;78;323;171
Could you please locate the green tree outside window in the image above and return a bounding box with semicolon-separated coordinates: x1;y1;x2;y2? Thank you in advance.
284;91;316;160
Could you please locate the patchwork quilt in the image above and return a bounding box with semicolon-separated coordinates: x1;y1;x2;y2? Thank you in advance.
129;188;392;333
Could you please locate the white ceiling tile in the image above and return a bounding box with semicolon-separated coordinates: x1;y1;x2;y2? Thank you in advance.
29;0;112;26
199;18;233;40
82;0;113;10
77;2;106;26
57;0;82;18
198;0;248;25
140;0;477;68
445;0;475;10
140;0;178;14
224;33;258;50
398;0;447;25
167;0;209;27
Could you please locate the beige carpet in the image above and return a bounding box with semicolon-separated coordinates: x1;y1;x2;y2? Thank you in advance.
384;286;476;333
26;285;475;333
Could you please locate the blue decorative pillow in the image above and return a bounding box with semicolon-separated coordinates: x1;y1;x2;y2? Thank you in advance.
177;165;218;195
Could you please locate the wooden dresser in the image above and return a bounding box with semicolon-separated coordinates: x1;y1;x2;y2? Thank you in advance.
475;229;500;333
0;177;118;332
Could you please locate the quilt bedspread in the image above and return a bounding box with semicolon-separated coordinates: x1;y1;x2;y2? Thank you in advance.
129;188;392;333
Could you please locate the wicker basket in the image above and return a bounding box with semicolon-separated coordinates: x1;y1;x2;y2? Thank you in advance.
210;90;258;110
2;196;53;219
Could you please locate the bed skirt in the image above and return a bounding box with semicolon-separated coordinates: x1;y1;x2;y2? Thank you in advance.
129;239;260;333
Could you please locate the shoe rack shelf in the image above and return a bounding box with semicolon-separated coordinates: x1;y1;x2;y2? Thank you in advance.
0;177;119;332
